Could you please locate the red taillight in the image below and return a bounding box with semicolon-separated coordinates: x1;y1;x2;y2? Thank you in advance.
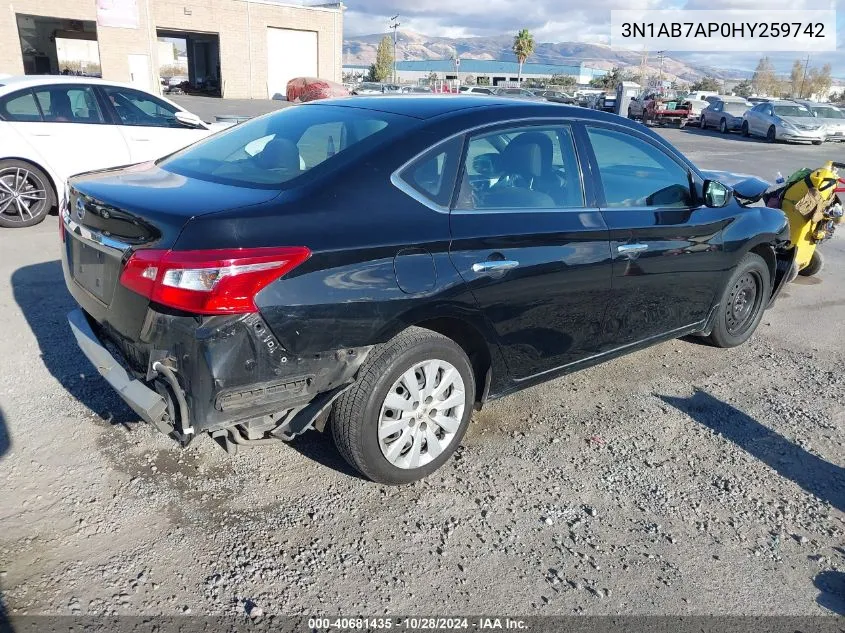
120;247;311;314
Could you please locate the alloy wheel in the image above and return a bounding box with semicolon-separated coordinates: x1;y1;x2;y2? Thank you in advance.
0;167;48;224
725;271;762;336
377;358;466;470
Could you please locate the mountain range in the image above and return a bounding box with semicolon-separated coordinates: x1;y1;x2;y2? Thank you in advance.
343;30;754;83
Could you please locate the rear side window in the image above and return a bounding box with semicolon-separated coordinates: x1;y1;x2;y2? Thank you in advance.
103;87;180;127
397;136;463;207
34;86;104;123
159;104;412;189
0;90;41;122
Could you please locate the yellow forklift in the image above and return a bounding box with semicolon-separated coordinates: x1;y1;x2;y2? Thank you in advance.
764;160;845;277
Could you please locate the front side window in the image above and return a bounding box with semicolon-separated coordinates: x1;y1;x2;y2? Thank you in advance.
456;124;584;210
34;86;103;123
159;104;411;189
586;127;692;208
0;90;41;122
104;87;180;127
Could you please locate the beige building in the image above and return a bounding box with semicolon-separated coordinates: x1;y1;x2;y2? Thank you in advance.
0;0;344;99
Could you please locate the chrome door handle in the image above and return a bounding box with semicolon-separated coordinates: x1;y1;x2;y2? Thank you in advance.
617;243;649;254
472;260;519;274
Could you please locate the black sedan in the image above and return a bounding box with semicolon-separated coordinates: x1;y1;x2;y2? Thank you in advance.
61;96;796;484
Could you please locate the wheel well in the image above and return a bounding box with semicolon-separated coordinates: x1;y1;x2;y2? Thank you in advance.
750;243;776;285
2;157;58;208
413;317;491;405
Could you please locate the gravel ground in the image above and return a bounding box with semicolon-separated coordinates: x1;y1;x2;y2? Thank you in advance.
0;132;843;618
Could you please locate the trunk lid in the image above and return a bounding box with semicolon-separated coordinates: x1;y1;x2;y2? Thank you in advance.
68;161;282;246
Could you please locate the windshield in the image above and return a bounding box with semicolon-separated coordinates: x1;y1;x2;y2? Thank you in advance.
812;106;844;119
724;103;749;115
773;105;813;117
159;104;413;189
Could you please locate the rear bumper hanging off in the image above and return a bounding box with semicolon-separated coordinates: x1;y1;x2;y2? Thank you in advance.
67;308;173;435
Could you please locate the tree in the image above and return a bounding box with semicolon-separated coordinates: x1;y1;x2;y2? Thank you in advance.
589;66;622;90
789;59;804;97
690;75;720;92
733;79;752;97
549;74;576;90
369;35;393;82
752;56;777;96
512;28;535;84
813;63;832;99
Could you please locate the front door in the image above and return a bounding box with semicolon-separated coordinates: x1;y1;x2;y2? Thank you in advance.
448;122;613;380
127;54;151;91
582;124;728;346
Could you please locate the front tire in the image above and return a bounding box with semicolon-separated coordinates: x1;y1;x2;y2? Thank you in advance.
331;327;476;485
799;249;824;276
706;253;771;348
0;160;55;228
741;121;750;137
766;125;777;143
720;119;729;134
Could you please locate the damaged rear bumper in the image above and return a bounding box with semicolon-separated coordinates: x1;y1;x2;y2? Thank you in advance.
67;307;372;443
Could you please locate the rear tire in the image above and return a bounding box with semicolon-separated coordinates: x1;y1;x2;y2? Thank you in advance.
331;327;475;485
799;249;824;276
706;253;771;349
0;160;55;228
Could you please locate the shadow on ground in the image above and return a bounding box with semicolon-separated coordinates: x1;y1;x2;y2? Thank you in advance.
288;424;366;481
659;389;845;513
11;260;136;426
815;570;845;615
0;407;8;462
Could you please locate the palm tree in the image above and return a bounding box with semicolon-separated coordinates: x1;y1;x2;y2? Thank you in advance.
512;28;535;85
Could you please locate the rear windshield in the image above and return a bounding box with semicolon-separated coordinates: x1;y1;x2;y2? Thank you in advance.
813;106;843;119
773;104;812;117
724;103;749;115
158;104;413;189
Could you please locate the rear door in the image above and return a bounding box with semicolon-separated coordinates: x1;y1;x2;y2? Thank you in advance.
448;121;613;380
1;85;130;180
98;85;209;162
581;124;727;346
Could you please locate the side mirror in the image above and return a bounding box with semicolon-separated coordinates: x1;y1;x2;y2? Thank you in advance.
174;110;205;129
703;179;732;207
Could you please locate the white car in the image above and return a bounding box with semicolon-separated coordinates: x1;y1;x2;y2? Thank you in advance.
0;75;226;228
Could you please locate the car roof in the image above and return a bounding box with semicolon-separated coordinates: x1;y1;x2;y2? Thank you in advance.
303;95;592;120
0;75;153;92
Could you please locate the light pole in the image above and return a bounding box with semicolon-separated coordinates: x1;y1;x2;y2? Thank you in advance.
798;54;811;98
389;15;400;84
657;50;665;94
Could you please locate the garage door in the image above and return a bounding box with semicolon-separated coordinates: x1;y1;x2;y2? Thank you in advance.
266;27;318;99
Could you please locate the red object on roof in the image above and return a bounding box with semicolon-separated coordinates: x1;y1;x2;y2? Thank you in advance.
286;77;350;103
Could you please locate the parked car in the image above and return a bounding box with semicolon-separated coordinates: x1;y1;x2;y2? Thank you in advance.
627;95;646;119
593;92;617;113
61;96;795;484
493;87;542;100
532;90;576;104
400;86;436;94
804;102;845;142
684;93;718;126
352;82;389;95
0;75;227;228
741;100;825;144
458;86;495;95
700;97;752;133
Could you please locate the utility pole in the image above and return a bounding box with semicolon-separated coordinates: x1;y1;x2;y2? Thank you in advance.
389;15;400;84
798;54;811;99
657;50;665;94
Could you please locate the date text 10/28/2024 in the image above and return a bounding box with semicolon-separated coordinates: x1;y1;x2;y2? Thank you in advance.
307;618;529;630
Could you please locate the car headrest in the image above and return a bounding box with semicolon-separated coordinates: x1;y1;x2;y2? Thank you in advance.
255;137;301;172
501;142;543;179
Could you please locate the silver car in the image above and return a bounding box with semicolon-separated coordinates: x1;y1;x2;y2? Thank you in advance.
701;98;751;133
807;103;845;142
741;100;825;144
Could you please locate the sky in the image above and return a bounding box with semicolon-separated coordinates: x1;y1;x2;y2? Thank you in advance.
342;0;844;76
